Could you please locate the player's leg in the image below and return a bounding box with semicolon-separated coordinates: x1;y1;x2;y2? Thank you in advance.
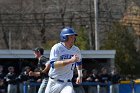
38;78;48;93
45;78;63;93
60;82;75;93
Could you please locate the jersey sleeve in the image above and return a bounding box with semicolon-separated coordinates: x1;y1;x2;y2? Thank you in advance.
45;61;50;66
49;44;60;68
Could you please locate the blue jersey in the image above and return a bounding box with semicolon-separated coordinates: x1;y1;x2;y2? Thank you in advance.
48;42;82;81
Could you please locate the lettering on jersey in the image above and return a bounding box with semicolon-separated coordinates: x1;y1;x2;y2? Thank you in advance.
60;54;73;60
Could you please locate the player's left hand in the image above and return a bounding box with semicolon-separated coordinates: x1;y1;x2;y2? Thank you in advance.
76;77;82;84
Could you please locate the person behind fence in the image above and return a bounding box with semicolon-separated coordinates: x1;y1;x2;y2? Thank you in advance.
98;67;111;93
73;69;85;93
82;69;89;92
18;66;32;93
29;47;50;93
86;69;99;93
5;66;18;93
0;65;6;93
110;67;121;93
28;67;40;93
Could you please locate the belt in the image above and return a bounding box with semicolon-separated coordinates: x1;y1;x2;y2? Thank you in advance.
50;77;71;83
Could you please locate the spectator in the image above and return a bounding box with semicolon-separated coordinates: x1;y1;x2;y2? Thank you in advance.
82;69;89;92
0;65;6;93
5;66;18;93
98;67;111;93
18;66;32;93
86;69;99;93
110;67;121;93
28;67;40;93
73;68;85;93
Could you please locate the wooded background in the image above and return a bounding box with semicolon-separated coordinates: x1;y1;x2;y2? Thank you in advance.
0;0;140;77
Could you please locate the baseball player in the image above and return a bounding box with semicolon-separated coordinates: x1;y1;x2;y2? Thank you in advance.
29;47;50;93
45;27;83;93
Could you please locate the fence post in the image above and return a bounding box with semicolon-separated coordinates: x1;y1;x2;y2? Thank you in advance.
131;80;135;93
109;82;112;93
23;82;28;93
109;84;112;93
97;84;100;93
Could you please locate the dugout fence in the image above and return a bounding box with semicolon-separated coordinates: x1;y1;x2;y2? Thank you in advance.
23;81;140;93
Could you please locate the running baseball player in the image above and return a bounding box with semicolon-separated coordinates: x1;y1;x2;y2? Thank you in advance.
45;27;83;93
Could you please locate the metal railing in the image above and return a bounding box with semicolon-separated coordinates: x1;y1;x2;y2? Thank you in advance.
23;81;140;93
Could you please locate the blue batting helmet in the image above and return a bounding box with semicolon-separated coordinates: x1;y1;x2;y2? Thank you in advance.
60;27;77;42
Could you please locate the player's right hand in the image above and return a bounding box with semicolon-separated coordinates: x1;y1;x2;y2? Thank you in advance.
71;55;80;63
